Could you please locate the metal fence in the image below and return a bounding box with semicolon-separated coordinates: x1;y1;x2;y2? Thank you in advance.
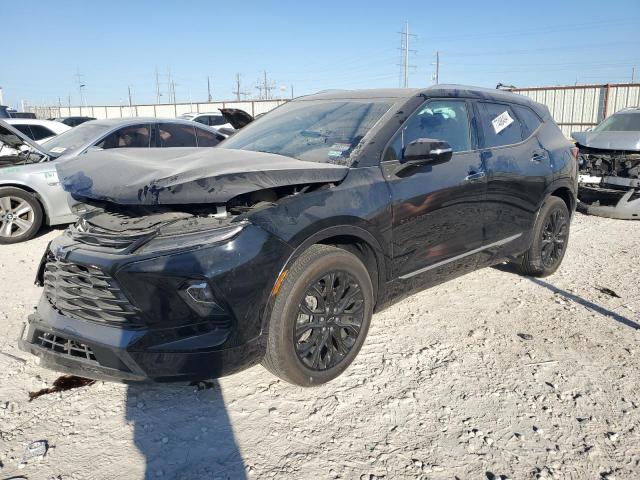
512;83;640;137
27;83;640;138
27;98;288;122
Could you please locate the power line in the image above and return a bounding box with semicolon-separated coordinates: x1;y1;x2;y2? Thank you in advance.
256;71;276;100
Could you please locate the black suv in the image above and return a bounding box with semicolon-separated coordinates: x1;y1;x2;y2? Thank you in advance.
20;86;577;386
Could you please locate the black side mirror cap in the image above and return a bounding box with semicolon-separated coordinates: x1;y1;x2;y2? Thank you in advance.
403;138;453;165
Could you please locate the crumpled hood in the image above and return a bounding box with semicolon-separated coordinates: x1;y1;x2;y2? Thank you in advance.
573;131;640;151
57;147;349;205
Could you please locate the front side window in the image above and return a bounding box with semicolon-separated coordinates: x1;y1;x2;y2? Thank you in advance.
157;123;197;147
221;99;393;164
96;124;151;149
477;102;523;148
385;99;472;161
594;112;640;132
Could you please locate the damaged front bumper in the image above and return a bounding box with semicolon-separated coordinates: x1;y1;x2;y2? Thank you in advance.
18;222;293;382
578;175;640;220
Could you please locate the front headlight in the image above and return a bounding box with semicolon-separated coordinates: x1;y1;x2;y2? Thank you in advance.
136;222;246;254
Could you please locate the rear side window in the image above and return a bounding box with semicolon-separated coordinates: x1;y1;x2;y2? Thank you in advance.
195;127;223;147
513;105;542;138
12;124;34;139
477;102;523;148
29;125;56;140
158;123;197;147
209;115;226;126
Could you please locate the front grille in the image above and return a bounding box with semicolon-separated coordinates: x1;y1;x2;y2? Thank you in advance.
68;221;153;250
36;331;97;362
43;255;139;325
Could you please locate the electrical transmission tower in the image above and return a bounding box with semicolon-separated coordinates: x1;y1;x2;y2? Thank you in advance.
397;21;416;88
233;73;250;101
256;71;276;100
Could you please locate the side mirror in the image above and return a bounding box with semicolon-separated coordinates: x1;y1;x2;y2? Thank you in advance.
403;138;453;166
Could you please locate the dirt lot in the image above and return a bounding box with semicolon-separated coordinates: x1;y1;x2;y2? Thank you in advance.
0;214;639;480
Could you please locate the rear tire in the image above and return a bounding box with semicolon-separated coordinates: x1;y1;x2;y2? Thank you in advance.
515;196;570;277
0;187;43;244
263;244;374;386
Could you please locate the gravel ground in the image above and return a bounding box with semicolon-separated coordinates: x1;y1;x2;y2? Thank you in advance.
0;214;639;480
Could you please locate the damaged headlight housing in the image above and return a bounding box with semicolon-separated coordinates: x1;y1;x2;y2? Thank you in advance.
136;222;246;254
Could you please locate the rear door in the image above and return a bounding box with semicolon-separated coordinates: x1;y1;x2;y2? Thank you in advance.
382;98;487;281
474;101;550;252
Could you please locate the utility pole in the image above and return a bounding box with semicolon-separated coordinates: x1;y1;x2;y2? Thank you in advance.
632;66;636;83
291;85;294;99
75;69;86;108
155;67;161;104
207;76;213;102
434;51;440;84
398;22;416;88
233;73;249;101
128;86;133;108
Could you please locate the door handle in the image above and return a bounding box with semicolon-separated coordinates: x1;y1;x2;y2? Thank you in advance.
464;171;486;182
531;150;547;162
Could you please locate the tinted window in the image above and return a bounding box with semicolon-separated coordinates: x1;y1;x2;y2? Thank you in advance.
209;115;226;126
195;127;223;147
12;124;34;139
194;116;210;126
158;123;197;147
513;105;542;138
29;125;56;141
385;99;471;160
96;124;151;149
477;102;523;148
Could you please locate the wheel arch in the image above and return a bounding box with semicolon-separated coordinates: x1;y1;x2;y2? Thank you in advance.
0;181;50;224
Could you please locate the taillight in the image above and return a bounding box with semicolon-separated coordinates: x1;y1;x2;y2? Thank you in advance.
571;146;579;159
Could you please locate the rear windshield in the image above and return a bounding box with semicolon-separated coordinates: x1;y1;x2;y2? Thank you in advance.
221;99;393;164
43;122;109;152
594;112;640;132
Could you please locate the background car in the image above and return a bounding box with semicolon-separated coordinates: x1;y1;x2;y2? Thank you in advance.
179;108;253;137
572;107;640;220
5;118;71;142
53;116;96;127
0;118;226;243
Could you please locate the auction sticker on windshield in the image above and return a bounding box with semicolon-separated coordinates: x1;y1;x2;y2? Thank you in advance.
328;143;351;157
492;111;514;134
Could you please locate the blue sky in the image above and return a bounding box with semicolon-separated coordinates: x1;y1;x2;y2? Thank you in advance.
2;0;639;108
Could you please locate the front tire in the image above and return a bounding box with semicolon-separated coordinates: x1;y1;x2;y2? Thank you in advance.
0;187;43;244
515;196;570;277
263;244;374;386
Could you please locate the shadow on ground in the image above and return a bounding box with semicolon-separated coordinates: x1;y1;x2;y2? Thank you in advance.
493;263;639;330
126;382;246;479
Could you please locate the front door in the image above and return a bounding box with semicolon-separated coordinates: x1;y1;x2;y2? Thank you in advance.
381;98;487;282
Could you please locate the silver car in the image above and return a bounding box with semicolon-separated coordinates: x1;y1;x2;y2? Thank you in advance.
573;107;640;220
0;118;226;243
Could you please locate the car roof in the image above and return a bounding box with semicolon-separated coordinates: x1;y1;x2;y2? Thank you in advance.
4;118;64;126
86;117;205;127
296;84;547;116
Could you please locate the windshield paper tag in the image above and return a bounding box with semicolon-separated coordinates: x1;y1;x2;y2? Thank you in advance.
50;147;66;153
492;111;514;134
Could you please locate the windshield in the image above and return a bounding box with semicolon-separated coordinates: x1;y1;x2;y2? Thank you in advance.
594;112;640;132
221;99;393;164
43;122;110;152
